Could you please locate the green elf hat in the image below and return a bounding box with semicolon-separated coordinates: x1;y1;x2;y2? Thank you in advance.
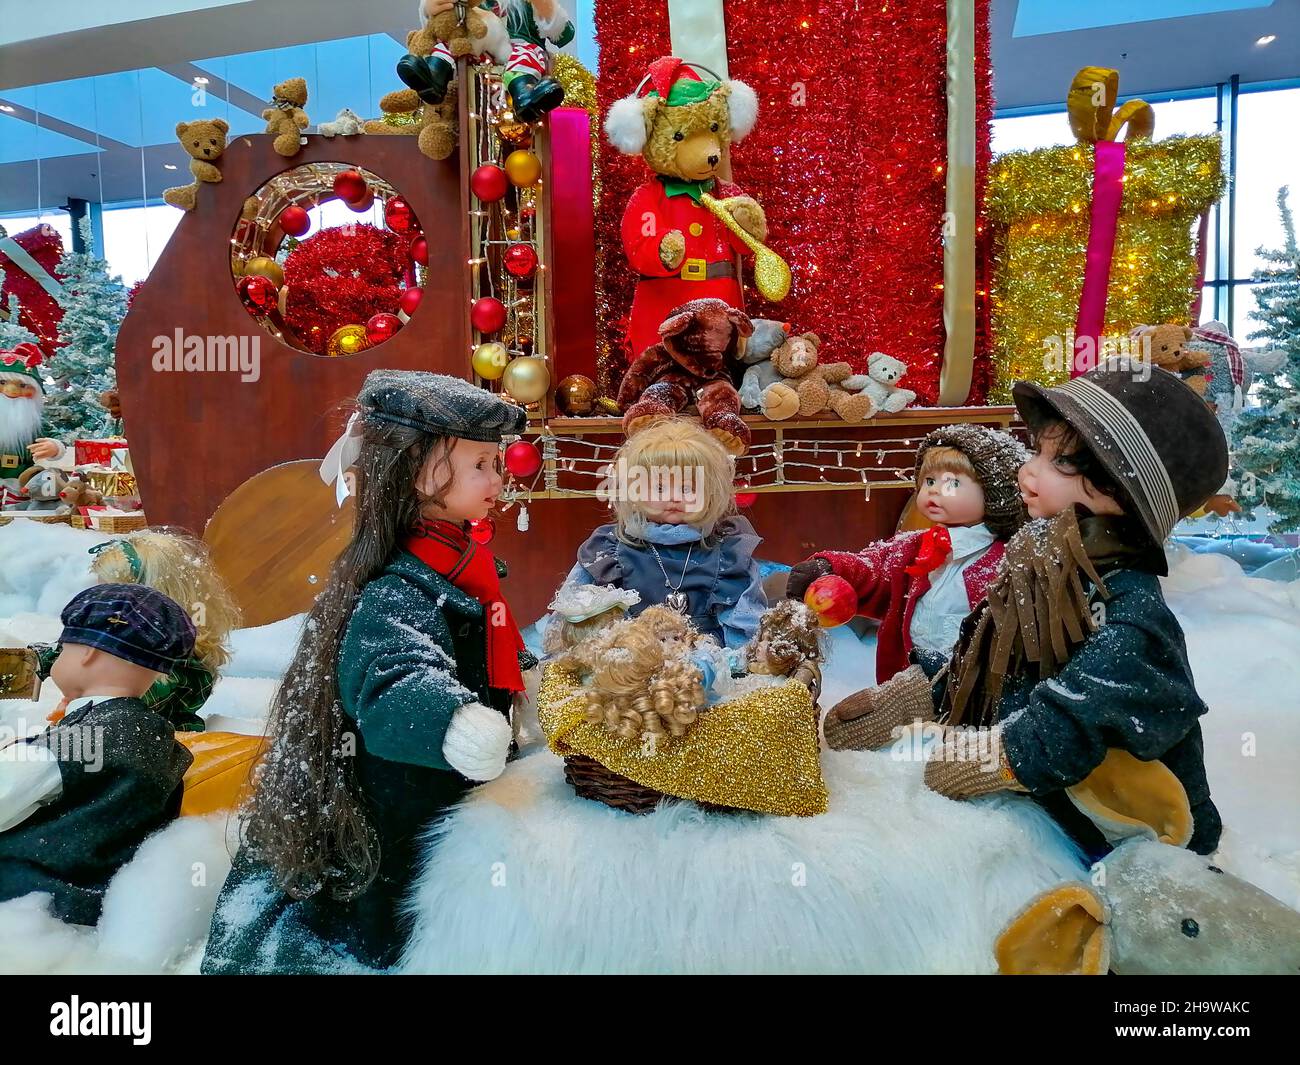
605;56;759;155
0;342;45;393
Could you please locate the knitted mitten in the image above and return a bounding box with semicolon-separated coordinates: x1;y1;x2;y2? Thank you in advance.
785;557;833;601
442;702;513;781
922;724;1027;799
822;664;935;750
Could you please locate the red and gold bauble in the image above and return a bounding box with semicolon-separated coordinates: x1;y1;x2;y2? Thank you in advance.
469;516;496;545
326;323;372;358
279;204;310;237
470;296;507;334
411;235;428;266
333;169;368;204
365;312;402;345
237;274;278;315
244;255;285;287
504;150;542;187
804;575;857;628
554;374;597;416
504;440;543;479
384;195;418;234
503;243;538;279
471;342;510;380
398;287;423;316
470;164;509;203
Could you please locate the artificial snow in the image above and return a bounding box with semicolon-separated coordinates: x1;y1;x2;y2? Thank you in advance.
1;520;1298;972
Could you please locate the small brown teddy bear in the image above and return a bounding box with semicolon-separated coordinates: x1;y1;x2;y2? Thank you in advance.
617;297;754;455
759;332;874;422
421;0;493;60
263;77;310;157
363;87;458;161
58;474;104;509
162;118;229;211
1129;323;1210;395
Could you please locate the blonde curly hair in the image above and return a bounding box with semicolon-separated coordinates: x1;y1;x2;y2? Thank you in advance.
89;527;241;672
581;612;705;742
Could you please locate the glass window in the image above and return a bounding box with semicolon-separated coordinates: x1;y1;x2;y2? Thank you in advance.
1235;88;1300;279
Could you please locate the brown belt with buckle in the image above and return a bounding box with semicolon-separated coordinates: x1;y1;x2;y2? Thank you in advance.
642;259;737;282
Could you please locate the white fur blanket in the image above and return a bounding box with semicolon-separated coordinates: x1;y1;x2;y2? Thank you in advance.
399;748;1086;974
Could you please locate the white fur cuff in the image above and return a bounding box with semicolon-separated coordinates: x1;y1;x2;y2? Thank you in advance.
442;702;513;781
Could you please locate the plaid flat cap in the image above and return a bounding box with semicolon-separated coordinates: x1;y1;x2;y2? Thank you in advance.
359;370;527;443
59;583;197;673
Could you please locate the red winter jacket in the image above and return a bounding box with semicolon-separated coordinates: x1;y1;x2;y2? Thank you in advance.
812;532;1006;684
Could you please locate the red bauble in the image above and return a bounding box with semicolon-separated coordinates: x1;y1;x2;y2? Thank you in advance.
469;517;496;545
504;440;543;479
411;235;428;265
346;189;375;213
734;482;758;508
503;243;538;279
399;287;423;316
384;195;418;234
237;274;278;315
804;575;858;628
366;312;402;345
279;205;310;237
470;164;509;203
332;169;368;204
470;296;507;334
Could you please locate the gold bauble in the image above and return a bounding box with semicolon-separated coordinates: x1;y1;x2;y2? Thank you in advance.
501;355;550;403
504;150;542;188
554;374;597;416
472;342;510;381
326;324;371;358
496;110;531;144
245;256;285;287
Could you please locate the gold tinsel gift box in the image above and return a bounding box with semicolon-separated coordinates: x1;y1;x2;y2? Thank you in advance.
81;468;139;500
986;87;1223;401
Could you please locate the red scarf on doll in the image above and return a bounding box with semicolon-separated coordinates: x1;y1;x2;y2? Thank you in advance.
903;525;953;580
405;518;526;692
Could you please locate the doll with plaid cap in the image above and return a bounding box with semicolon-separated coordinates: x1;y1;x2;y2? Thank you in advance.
0;584;195;925
823;361;1230;861
203;370;538;973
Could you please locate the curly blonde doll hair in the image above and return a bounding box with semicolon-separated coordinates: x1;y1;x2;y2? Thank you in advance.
610;418;737;546
89;527;241;672
582;612;705;742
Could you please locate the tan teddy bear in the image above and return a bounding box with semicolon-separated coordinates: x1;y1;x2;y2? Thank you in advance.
263;77;310;157
162;118;229;211
1129;323;1210;395
363;86;458;161
758;333;875;422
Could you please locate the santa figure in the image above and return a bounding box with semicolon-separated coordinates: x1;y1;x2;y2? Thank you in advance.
1;342;66;508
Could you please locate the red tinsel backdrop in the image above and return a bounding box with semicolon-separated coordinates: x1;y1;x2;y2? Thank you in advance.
281;224;409;355
593;0;993;405
0;223;66;357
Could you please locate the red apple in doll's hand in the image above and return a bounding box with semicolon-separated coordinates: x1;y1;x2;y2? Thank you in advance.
804;575;857;628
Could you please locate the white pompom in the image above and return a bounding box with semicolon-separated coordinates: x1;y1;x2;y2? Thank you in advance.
727;79;759;141
605;95;649;154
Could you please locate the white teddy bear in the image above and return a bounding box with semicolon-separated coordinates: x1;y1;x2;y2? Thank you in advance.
840;352;916;414
319;108;366;138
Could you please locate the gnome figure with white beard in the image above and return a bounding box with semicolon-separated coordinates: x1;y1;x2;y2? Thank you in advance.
1;342;67;508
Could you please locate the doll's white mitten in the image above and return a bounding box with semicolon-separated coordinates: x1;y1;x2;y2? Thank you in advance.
442;702;513;781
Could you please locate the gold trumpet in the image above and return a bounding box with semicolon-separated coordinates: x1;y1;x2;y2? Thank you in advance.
699;192;792;303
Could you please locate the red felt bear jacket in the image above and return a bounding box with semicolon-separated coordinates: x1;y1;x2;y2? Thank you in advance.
812;531;1006;684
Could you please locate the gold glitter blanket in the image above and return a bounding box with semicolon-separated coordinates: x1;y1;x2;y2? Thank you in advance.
537;665;828;817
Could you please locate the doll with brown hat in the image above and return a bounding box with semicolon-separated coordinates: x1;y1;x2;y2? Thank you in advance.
787;424;1029;690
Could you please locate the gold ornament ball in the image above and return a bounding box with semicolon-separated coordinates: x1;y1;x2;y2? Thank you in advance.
472;342;511;381
505;150;542;188
502;355;550;403
555;374;597;416
497;111;530;144
326;324;372;358
245;255;285;287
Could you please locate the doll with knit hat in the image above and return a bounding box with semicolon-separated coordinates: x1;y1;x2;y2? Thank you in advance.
786;424;1029;686
823;361;1229;862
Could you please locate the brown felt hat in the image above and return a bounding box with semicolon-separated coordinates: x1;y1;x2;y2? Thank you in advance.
1012;360;1229;553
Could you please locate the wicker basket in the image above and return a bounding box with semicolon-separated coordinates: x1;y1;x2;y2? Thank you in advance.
0;512;71;526
563;754;742;816
70;512;148;533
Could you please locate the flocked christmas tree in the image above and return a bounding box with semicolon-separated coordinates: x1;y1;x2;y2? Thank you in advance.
1233;187;1300;532
41;217;126;440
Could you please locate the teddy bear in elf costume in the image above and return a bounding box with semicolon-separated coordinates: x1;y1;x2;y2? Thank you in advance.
0;342;69;508
399;0;574;121
605;56;763;362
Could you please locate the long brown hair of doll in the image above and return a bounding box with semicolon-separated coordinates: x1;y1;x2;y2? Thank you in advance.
241;411;456;902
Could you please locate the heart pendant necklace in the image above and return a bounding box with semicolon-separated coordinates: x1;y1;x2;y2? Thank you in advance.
649;543;694;616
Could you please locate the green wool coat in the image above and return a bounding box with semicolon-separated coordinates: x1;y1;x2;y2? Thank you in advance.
202;550;530;974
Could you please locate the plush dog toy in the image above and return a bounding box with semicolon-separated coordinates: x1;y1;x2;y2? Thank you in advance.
263;77;310;157
605;56;763;362
162;119;229;211
318;108;365;138
617;297;753;455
